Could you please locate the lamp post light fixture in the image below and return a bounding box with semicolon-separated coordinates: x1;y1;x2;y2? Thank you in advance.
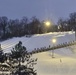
44;20;51;33
52;38;56;44
52;38;57;58
45;21;51;27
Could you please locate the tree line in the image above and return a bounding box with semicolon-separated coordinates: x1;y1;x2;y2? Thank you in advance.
0;12;76;40
57;12;76;31
0;16;58;40
0;16;40;40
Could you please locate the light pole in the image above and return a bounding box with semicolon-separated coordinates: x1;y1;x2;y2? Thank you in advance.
44;21;51;33
52;38;56;58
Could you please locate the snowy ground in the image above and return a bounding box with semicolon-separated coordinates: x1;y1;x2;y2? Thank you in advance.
0;31;76;75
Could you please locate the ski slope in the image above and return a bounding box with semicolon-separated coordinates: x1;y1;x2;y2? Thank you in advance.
0;31;76;75
0;31;75;53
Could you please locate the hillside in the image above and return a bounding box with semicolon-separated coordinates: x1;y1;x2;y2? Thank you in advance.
0;31;76;75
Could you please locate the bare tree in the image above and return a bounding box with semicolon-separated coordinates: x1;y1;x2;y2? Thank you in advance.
0;16;8;38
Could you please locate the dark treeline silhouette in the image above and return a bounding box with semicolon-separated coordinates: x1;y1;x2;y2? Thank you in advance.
0;16;58;40
1;12;76;40
0;16;40;40
57;12;76;31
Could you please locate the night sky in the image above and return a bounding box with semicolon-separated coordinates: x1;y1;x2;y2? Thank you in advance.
0;0;76;23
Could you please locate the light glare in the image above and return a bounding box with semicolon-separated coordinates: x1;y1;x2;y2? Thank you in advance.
52;39;56;43
45;21;51;26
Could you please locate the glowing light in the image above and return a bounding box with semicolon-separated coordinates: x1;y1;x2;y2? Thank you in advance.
52;38;56;43
44;21;51;26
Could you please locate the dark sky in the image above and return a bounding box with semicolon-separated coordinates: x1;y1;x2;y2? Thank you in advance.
0;0;76;23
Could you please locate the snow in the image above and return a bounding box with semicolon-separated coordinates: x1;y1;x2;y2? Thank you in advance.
0;31;76;75
33;52;76;75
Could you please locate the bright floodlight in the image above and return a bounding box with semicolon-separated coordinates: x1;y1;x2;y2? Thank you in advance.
45;21;51;26
52;38;56;43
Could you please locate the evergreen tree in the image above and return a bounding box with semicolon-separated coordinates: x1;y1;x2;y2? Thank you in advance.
0;44;5;63
10;41;37;75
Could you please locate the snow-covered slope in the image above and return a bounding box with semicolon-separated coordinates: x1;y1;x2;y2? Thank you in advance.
0;31;75;53
33;52;76;75
0;31;76;75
